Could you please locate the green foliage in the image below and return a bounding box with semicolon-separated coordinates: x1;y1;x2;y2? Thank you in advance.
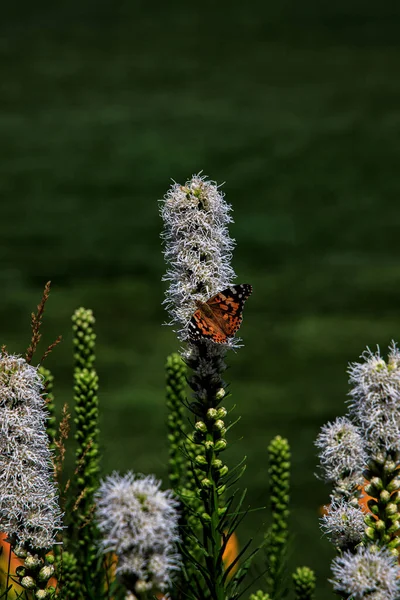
70;307;101;596
39;366;57;452
265;435;291;598
292;567;316;600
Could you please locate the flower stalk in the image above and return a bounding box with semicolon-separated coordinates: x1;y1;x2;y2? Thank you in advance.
264;435;290;598
161;174;253;600
71;307;101;595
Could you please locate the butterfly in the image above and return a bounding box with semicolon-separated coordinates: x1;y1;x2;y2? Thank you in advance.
188;284;253;344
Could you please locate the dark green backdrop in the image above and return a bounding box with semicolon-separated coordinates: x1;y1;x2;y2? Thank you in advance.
1;2;400;597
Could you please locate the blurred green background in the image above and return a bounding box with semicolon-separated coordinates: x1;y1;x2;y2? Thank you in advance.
1;1;400;597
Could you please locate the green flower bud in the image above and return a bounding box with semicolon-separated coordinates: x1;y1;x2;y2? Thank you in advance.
219;465;229;477
368;500;379;515
201;478;212;489
380;490;391;504
390;547;399;558
195;455;207;466
365;514;376;527
384;460;397;474
365;526;377;540
25;554;42;569
195;421;207;433
215;388;225;400
387;478;400;492
21;576;36;590
375;519;386;531
214;419;225;430
14;545;27;558
388;520;400;534
38;564;55;582
216;407;227;419
212;459;223;470
365;478;382;497
386;503;398;516
214;439;227;452
201;512;212;522
204;440;214;450
15;566;26;577
218;507;227;517
207;408;218;420
388;537;400;549
217;484;226;496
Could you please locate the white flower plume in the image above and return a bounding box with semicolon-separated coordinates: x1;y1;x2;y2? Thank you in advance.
0;353;63;549
321;499;365;549
348;342;400;454
160;174;236;344
330;546;400;600
315;416;367;487
95;472;181;594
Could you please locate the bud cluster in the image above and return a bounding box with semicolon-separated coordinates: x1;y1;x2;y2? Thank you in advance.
194;405;229;506
363;456;400;553
14;546;56;599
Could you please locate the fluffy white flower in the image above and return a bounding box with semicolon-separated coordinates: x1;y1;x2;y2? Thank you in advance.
0;353;63;549
330;546;400;599
348;343;400;454
321;499;365;549
95;472;180;594
315;416;367;487
160;174;237;345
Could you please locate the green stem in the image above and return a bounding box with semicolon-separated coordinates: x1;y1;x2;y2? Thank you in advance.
186;341;229;600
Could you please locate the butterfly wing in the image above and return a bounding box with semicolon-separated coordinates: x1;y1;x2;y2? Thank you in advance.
207;284;253;336
188;309;228;343
188;284;253;343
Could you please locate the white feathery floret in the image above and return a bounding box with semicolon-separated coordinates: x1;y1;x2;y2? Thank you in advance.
315;416;367;487
330;546;400;600
0;353;63;549
321;499;365;549
160;174;237;345
95;472;181;594
348;342;400;454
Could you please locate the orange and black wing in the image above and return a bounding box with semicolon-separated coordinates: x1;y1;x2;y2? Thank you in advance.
188;284;252;343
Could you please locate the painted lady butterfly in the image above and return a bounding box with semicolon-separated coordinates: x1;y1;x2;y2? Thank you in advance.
188;284;253;344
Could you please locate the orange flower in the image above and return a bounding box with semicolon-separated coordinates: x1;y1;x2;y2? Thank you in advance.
223;531;239;578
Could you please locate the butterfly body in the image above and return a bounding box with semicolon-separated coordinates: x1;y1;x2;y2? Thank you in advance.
188;284;252;344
